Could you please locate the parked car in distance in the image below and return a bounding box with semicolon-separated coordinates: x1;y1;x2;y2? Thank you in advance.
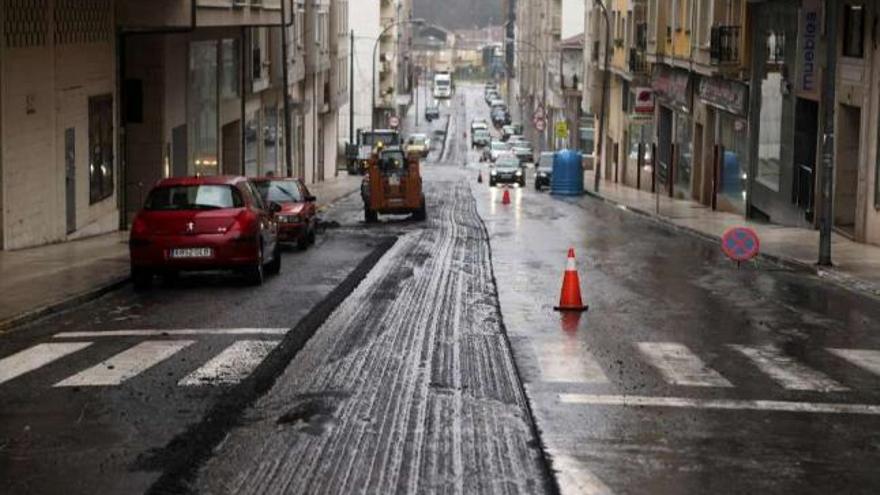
129;176;281;288
510;140;534;164
490;155;525;187
425;105;440;122
535;152;554;190
491;108;511;127
471;119;489;134
501;125;515;141
405;133;431;158
472;128;491;148
251;177;317;250
486;140;512;162
485;91;500;105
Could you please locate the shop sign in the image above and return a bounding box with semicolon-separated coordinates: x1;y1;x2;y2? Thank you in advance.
651;66;690;111
796;0;820;99
633;87;654;114
698;77;749;116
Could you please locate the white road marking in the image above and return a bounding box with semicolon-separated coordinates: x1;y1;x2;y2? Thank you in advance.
53;328;288;338
730;344;848;392
535;341;609;384
828;349;880;377
0;343;93;385
559;394;880;415
54;340;194;387
636;342;733;387
178;340;279;386
551;452;614;495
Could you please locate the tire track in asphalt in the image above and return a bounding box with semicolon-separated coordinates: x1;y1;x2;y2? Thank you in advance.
193;178;549;494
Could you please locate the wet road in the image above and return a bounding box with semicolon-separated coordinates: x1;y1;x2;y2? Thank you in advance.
3;83;880;495
455;84;880;494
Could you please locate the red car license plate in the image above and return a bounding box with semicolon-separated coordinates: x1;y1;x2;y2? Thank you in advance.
170;247;213;259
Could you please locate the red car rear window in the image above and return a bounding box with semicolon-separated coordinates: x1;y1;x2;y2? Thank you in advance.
145;185;243;211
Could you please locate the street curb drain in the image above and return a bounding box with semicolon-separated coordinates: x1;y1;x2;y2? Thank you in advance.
139;237;398;495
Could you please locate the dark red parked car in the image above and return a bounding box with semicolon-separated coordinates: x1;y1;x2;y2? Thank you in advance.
250;177;317;250
129;176;281;288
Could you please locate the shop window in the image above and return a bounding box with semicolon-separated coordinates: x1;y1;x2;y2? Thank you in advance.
756;71;784;191
843;4;865;58
262;107;279;176
220;39;240;100
89;94;114;204
244;110;259;177
189;40;219;176
675;114;693;197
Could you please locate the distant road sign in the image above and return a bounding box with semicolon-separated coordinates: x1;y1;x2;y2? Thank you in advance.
389;115;400;128
534;117;546;132
555;121;569;139
721;227;760;262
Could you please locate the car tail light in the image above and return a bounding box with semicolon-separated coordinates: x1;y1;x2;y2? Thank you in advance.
130;216;151;246
230;211;258;242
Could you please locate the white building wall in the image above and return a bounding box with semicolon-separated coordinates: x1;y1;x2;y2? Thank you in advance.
340;0;380;143
1;3;118;250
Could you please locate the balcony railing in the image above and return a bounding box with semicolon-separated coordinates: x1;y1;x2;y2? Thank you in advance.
710;25;741;64
629;48;647;74
635;22;648;51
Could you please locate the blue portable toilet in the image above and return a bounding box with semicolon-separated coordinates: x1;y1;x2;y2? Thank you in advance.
551;149;585;196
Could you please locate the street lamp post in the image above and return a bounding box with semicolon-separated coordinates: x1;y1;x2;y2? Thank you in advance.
593;0;611;193
372;18;424;130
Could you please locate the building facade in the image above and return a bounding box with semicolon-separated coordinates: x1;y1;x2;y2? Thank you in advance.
0;0;348;251
374;0;412;129
583;0;880;248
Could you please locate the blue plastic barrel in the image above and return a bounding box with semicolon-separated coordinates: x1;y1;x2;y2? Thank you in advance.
551;149;585;196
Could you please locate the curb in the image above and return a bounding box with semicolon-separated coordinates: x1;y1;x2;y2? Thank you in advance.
581;189;880;300
0;183;366;335
0;275;130;334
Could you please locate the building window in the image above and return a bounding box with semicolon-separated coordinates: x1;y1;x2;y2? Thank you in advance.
843;4;865;58
189;40;219;176
89;94;114;204
220;39;240;99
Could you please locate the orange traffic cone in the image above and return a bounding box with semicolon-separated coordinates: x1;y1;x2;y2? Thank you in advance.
502;188;511;205
554;248;589;312
478;171;483;183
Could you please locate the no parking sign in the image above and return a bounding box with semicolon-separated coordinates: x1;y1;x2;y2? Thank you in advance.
721;227;761;263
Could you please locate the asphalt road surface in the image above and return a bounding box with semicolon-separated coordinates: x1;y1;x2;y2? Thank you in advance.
2;84;880;495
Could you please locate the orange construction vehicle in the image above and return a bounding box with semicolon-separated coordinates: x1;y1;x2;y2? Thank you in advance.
361;143;427;223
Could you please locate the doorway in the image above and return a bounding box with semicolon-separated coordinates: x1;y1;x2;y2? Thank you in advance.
834;104;861;237
172;125;188;177
657;106;673;194
65;128;76;234
222;120;241;175
793;98;818;222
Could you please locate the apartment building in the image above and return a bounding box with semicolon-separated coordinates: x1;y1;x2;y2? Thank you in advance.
517;0;586;150
339;0;380;145
374;0;412;128
0;0;348;251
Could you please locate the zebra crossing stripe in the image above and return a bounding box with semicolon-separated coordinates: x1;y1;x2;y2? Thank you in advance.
730;344;848;392
535;341;609;384
636;342;733;387
551;452;615;495
53;328;288;338
178;340;280;386
828;349;880;377
54;341;195;387
559;394;880;415
0;343;93;386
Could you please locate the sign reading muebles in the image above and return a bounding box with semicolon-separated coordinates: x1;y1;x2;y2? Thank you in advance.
796;0;820;99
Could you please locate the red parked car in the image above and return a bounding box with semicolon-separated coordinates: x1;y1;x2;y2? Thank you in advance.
250;177;318;250
129;176;281;288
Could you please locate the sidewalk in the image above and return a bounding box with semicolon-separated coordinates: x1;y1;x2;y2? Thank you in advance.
583;175;880;297
0;172;362;333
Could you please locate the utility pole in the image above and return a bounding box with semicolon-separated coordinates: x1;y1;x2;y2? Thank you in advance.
349;29;355;143
415;66;419;127
593;0;611;193
818;0;838;266
281;0;293;177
